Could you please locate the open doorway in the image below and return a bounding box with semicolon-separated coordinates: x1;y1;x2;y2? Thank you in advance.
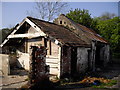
71;47;77;77
95;43;104;69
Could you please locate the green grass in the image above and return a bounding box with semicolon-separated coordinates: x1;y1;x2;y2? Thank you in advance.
92;85;106;89
106;80;117;86
92;80;117;89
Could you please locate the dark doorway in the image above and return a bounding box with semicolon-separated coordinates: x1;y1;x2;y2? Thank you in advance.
71;47;77;77
95;44;103;68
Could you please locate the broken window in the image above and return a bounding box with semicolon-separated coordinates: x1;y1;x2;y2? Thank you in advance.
64;22;66;24
60;21;62;24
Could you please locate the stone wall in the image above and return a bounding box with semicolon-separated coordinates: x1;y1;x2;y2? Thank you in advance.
100;44;110;67
77;47;89;73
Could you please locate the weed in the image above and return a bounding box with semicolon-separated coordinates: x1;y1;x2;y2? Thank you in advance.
92;80;117;89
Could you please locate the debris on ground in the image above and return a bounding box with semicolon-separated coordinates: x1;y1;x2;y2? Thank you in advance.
80;77;110;84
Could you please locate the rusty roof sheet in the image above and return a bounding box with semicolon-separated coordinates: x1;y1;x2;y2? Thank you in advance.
27;17;90;47
77;24;108;43
60;14;108;44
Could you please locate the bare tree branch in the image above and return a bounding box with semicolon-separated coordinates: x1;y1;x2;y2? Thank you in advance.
27;0;68;21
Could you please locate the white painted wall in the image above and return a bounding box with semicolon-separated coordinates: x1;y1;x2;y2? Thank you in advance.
16;51;30;70
0;54;10;76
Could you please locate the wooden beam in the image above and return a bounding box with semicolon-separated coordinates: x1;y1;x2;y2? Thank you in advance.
8;33;43;38
0;39;9;47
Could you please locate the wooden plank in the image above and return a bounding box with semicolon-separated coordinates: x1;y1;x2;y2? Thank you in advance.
46;63;58;68
46;56;59;75
49;68;59;75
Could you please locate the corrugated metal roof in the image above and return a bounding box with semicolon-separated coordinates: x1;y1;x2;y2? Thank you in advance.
27;17;90;47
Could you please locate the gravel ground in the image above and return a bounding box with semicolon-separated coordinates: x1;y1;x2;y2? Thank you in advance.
0;75;28;89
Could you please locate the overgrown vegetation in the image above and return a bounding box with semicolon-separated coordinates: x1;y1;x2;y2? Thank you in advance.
96;17;120;58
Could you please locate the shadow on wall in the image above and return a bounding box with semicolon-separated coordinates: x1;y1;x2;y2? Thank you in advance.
112;58;120;64
9;50;30;70
9;52;29;76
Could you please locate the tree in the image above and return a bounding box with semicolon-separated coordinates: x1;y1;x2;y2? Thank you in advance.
27;0;68;21
0;28;13;44
96;17;120;58
66;8;95;28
